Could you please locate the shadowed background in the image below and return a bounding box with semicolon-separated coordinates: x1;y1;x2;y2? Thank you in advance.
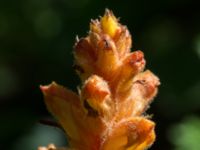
0;0;200;150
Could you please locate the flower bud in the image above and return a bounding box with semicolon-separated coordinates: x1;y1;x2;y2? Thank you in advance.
100;9;120;38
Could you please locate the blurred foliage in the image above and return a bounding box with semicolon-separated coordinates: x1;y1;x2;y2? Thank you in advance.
0;0;200;150
13;124;66;150
169;116;200;150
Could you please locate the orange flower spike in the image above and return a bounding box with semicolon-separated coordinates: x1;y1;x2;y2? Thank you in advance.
40;9;160;150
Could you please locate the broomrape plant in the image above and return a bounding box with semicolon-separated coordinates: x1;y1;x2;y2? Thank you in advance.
38;9;160;150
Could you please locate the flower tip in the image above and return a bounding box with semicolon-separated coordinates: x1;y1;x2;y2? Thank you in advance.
40;85;49;93
39;82;57;94
100;9;119;38
104;8;113;17
90;19;100;33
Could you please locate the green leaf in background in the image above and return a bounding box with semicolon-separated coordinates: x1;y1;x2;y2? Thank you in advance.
168;116;200;150
12;124;66;150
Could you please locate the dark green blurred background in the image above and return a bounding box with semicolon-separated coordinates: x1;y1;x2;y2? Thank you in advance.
0;0;200;150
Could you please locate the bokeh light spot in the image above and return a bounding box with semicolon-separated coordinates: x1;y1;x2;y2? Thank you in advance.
13;124;66;150
168;116;200;150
